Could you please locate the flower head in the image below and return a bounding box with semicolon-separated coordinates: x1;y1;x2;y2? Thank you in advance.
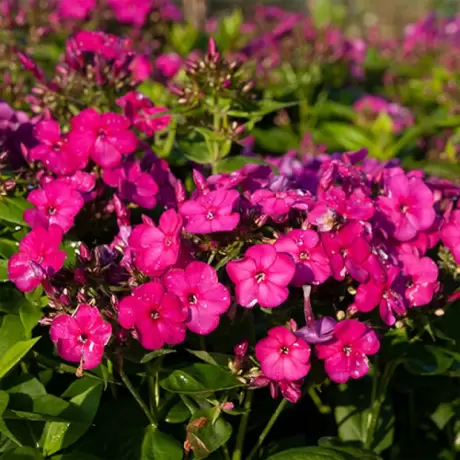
316;319;379;383
377;172;435;241
129;209;182;276
180;189;240;234
255;325;311;382
50;304;112;370
227;244;295;308
8;225;66;292
68;109;137;169
164;261;231;335
30;120;88;175
103;161;158;209
118;281;188;350
24;180;84;233
274;229;331;286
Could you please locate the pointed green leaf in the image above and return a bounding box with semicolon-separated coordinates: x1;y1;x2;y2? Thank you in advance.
141;425;183;460
0;338;40;380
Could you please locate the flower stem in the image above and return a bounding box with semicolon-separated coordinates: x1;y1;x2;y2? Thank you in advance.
232;390;254;460
119;366;156;426
246;398;288;460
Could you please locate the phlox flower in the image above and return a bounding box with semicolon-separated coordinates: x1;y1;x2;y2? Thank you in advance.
164;261;231;335
180;189;240;234
118;281;188;350
255;325;311;382
24;180;84;233
316;319;380;383
377;172;435;241
354;266;407;326
129;209;182;276
50;304;112;370
227;244;295;308
8;225;66;292
156;53;182;78
274;229;331;286
58;0;95;19
29;120;88;175
441;209;460;264
103;161;158;209
68;109;137;169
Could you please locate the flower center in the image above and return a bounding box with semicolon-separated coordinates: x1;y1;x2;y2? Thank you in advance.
206;211;215;220
343;344;352;356
280;346;290;355
299;251;309;260
164;236;173;247
47;206;57;215
150;310;160;320
400;204;408;214
187;293;198;305
79;333;89;343
255;272;266;283
52;142;62;152
98;129;106;139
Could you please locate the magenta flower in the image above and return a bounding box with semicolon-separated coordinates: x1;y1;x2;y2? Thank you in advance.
155;53;182;78
403;254;439;307
296;317;337;344
321;222;385;284
255;326;311;382
118;281;188;350
354;266;407;326
103;162;158;209
50;304;112;370
316;320;380;383
24;180;84;233
8;225;66;292
180;189;240;234
274;229;331;286
109;0;152;27
377;173;435;241
227;244;295;308
117;92;171;136
58;0;95;19
29;120;88;175
68;109;137;169
164;261;231;335
441;209;460;264
129;209;182;276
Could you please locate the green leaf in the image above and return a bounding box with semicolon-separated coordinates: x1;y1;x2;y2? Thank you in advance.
0;260;8;282
401;158;460;181
169;23;198;56
0;390;23;447
141;425;183;460
50;453;102;460
181;141;213;165
404;345;454;375
253;128;299;153
215;156;268;174
318;438;380;459
165;400;190;424
186;409;232;459
19;303;42;338
160;363;243;395
228;101;298;119
41;381;103;456
0;315;26;356
266;446;347;460
140;349;176;364
0;338;40;380
319;122;372;151
0;197;32;226
0;239;18;259
430;402;456;430
1;446;44;459
185;350;230;368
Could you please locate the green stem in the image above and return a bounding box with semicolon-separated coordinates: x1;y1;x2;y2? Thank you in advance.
119;367;156;426
308;386;331;414
364;359;401;450
246;398;288;460
222;443;232;460
232;390;254;460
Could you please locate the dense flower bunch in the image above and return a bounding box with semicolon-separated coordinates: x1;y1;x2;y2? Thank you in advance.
6;120;458;397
